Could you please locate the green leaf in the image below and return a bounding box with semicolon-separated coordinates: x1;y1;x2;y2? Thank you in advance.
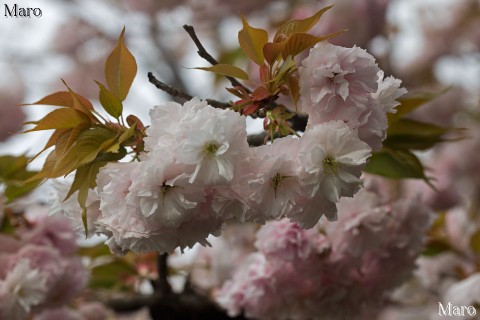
78;243;112;259
0;155;42;202
0;216;15;235
23;108;90;132
470;230;480;254
287;74;300;108
238;16;268;65
55;127;117;174
34;127;117;179
95;81;123;119
388;90;449;122
28;150;58;181
30;129;68;162
4;170;41;202
274;5;334;42
89;259;137;289
195;64;249;80
105;28;138;101
365;149;429;180
384;119;451;150
272;56;297;86
422;240;451;256
0;155;29;179
68;161;107;234
119;124;137;144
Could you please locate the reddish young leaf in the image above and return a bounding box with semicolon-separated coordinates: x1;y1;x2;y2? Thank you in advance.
251;86;270;101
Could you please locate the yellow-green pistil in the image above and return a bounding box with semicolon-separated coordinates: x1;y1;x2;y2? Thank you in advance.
203;142;220;158
323;156;338;175
161;182;173;200
272;173;289;198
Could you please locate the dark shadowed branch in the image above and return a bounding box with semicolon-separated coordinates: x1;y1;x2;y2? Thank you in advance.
183;25;251;93
148;72;230;109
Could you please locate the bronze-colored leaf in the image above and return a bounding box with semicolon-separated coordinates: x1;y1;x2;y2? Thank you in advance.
263;42;283;65
30;129;67;162
195;64;249;80
25;91;94;111
287;74;300;108
105;28;138;101
281;31;346;59
238;16;268;66
274;5;334;42
23;108;90;132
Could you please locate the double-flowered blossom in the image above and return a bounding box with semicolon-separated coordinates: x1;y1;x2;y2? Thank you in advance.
96;160;223;254
94;98;251;254
145;97;250;185
0;216;89;320
52;37;405;257
299;42;406;151
215;189;431;320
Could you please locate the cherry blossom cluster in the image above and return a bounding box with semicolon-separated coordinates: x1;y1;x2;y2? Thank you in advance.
52;41;406;255
214;189;431;320
0;216;89;320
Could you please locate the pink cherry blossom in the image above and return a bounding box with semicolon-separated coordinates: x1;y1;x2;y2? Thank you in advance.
299;42;380;123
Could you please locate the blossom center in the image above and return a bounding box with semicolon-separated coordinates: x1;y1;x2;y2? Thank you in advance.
161;182;173;199
203;142;220;158
323;156;338;175
272;173;288;198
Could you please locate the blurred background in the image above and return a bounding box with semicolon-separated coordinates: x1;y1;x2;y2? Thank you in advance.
1;0;479;161
1;0;480;319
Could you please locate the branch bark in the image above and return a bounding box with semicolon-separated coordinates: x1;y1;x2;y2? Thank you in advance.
148;72;230;109
183;25;251;93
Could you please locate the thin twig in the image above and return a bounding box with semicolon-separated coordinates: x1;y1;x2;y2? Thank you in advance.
148;72;193;101
183;25;251;93
148;72;230;109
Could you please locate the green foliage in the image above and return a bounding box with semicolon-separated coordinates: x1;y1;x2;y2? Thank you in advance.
0;155;41;202
470;230;480;254
21;28;144;236
95;81;123;119
365;149;428;180
366;93;461;183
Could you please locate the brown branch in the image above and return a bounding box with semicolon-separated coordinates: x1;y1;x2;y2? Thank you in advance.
183;25;251;93
148;72;230;109
106;291;248;320
148;72;193;101
156;254;171;295
247;132;267;146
